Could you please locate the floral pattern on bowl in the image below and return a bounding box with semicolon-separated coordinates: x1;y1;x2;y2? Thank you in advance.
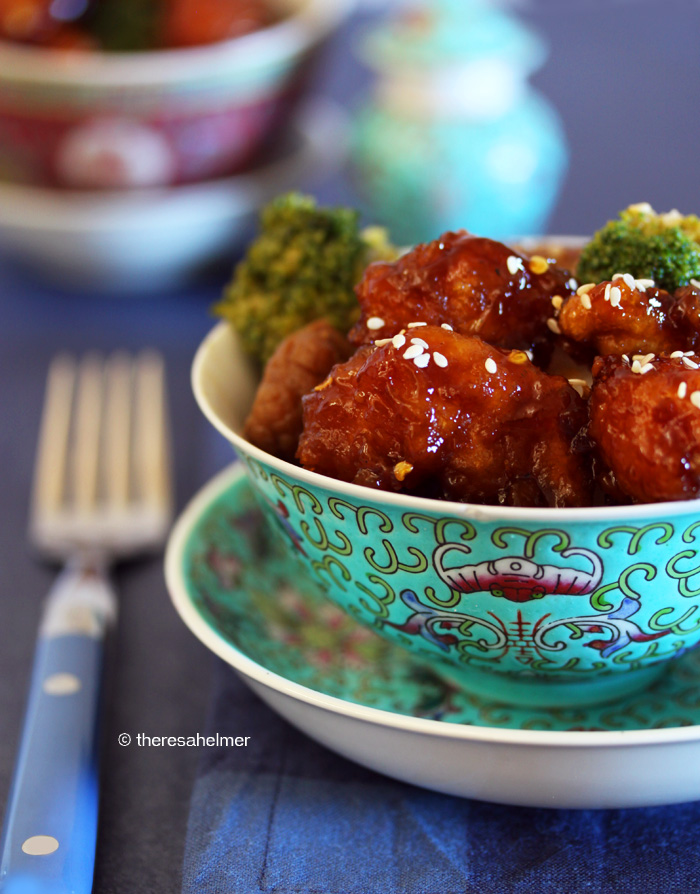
238;453;700;704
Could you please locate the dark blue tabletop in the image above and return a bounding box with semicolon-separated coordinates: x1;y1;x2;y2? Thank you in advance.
1;2;700;891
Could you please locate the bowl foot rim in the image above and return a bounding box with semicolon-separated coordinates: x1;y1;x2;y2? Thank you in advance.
439;662;668;710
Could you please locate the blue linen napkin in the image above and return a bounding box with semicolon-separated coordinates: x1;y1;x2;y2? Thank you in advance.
182;658;700;894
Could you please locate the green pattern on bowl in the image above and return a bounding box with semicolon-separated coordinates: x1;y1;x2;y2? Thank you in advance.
236;453;700;702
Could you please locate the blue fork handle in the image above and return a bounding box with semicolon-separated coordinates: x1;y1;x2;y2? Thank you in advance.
0;564;116;894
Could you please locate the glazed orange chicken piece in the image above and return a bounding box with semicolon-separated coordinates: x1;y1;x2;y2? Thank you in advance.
348;231;576;362
557;274;686;357
298;326;592;507
243;319;351;463
161;0;272;48
670;281;700;349
589;352;700;502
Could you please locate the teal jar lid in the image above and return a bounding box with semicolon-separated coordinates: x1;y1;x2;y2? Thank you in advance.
360;0;547;77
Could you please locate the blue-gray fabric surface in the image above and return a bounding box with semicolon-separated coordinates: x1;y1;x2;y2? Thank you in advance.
183;660;700;894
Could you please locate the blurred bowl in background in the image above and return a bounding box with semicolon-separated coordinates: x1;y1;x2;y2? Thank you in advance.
0;0;349;188
0;99;348;292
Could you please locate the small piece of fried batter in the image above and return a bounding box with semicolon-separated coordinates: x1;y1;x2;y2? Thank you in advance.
243;319;351;462
558;276;685;357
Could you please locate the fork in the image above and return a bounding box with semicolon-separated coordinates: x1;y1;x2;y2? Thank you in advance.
0;351;172;894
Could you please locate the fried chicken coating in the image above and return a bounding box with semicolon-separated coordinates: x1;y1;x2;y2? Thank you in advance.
243;319;351;463
297;326;592;507
348;231;576;363
589;352;700;502
557;274;685;357
670;280;700;348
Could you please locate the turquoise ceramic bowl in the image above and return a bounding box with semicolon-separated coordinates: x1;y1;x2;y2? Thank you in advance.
193;321;700;708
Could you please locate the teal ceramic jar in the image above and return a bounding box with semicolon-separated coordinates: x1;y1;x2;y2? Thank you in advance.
351;0;568;244
193;323;700;710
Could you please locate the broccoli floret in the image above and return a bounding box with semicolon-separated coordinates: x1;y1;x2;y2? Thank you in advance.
84;0;161;51
577;203;700;293
214;193;396;364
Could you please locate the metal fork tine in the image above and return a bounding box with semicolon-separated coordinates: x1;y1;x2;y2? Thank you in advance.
71;354;104;513
30;349;171;556
104;352;133;508
32;354;76;520
134;350;170;514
